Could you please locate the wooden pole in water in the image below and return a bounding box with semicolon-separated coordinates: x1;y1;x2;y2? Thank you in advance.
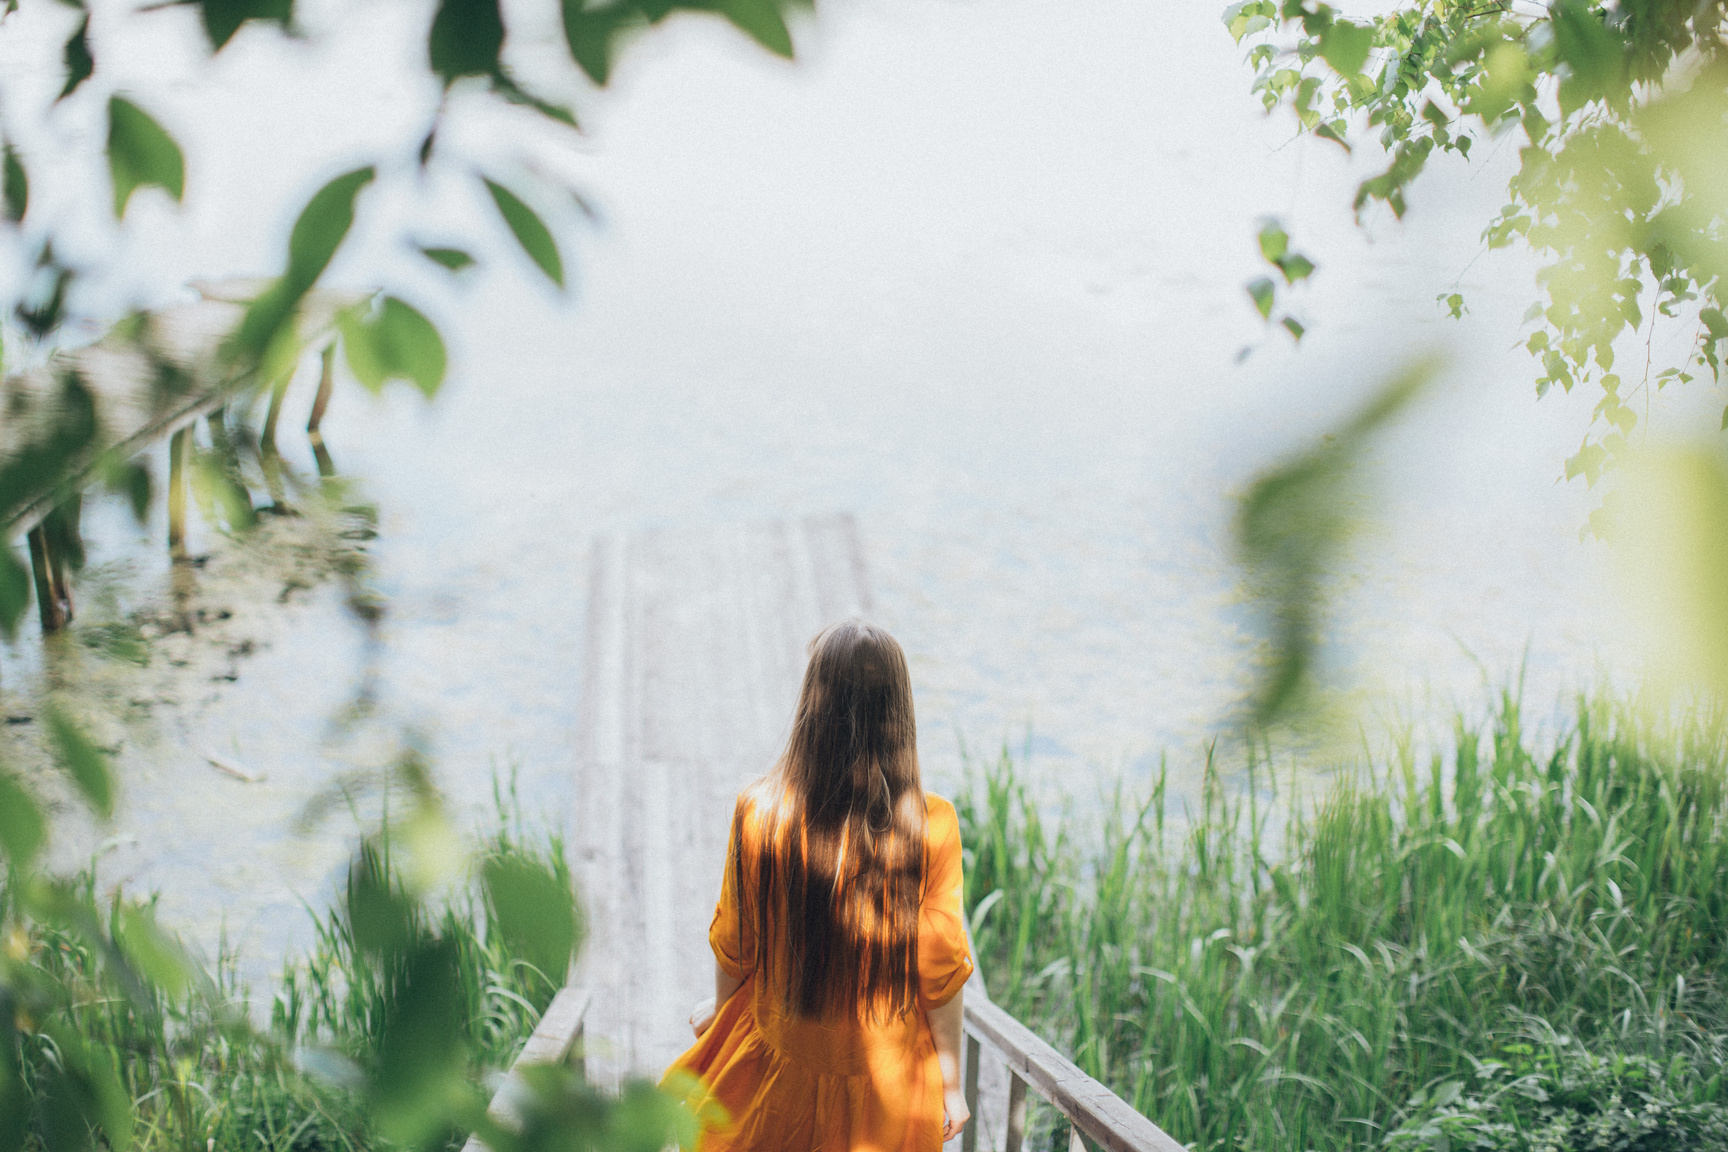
168;426;188;562
261;368;291;453
26;526;57;632
26;515;72;632
50;496;79;624
307;343;335;478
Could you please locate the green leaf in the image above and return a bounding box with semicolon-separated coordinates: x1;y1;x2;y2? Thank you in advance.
1314;120;1350;151
1552;0;1625;116
344;841;417;958
190;446;256;532
45;706;113;818
419;245;475;271
720;0;793;58
1248;277;1276;320
1701;308;1728;343
429;0;504;83
1277;253;1315;283
1280;315;1305;340
1318;18;1371;75
198;0;293;50
339;297;447;398
492;73;578;127
107;97;185;218
370;940;472;1144
561;0;636;85
4;144;27;222
229;167;374;365
483;852;581;991
104;458;152;523
114;904;192;999
58;15;93;101
287;166;375;288
485;177;564;286
1257;219;1288;263
0;771;44;868
38;1026;132;1152
0;546;27;641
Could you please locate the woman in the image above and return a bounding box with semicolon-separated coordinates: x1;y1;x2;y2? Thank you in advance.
663;620;973;1152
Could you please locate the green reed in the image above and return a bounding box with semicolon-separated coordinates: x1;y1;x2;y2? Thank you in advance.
7;809;570;1152
958;693;1728;1150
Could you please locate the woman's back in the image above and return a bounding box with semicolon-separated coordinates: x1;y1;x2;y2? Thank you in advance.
712;786;972;1078
662;620;973;1152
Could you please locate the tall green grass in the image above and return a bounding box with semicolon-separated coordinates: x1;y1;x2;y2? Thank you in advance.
7;813;571;1152
959;695;1728;1150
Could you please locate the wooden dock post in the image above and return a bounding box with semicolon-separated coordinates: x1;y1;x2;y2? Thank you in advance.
26;496;81;632
168;427;189;562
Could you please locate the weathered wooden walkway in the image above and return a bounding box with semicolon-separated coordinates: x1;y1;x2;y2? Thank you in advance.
572;514;874;1084
565;516;1185;1152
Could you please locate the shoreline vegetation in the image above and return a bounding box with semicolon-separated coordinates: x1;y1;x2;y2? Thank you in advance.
957;693;1728;1151
4;808;570;1152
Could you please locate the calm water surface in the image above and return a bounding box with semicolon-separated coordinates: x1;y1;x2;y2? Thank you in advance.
0;0;1657;985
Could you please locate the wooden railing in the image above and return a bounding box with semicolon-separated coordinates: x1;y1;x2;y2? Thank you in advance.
961;988;1186;1152
458;985;592;1152
465;978;1184;1152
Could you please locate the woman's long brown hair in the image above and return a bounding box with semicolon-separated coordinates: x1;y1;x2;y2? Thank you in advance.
738;619;926;1022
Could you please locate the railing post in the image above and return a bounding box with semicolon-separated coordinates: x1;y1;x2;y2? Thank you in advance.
1005;1072;1027;1152
1068;1125;1086;1152
962;1033;980;1152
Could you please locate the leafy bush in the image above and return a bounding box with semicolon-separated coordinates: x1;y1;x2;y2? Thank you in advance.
1386;1042;1728;1152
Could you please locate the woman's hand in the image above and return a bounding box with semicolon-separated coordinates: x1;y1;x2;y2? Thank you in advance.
689;995;718;1038
941;1085;971;1143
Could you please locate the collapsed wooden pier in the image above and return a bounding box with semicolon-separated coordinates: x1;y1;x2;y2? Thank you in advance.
0;285;352;632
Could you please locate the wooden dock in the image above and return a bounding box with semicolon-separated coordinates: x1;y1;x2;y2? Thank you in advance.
566;515;1184;1152
572;514;873;1084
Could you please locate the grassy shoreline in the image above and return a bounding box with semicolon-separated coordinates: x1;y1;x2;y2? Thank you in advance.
7;817;569;1152
957;695;1728;1150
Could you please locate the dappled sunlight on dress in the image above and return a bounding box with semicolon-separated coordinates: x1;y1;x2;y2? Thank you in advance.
663;793;973;1152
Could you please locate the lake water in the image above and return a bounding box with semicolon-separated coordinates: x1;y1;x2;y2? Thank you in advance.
0;0;1667;986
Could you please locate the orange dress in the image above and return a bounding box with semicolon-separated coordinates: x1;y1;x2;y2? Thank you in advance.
663;792;974;1152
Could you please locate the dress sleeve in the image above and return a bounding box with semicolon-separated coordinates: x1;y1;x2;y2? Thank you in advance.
709;798;758;980
918;795;974;1008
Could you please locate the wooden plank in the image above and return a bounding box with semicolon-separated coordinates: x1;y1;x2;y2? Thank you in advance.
459;985;592;1152
572;516;873;1086
962;998;1188;1152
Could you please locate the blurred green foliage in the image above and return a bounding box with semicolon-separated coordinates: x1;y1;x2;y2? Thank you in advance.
0;750;687;1152
1226;0;1728;509
1234;359;1433;725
